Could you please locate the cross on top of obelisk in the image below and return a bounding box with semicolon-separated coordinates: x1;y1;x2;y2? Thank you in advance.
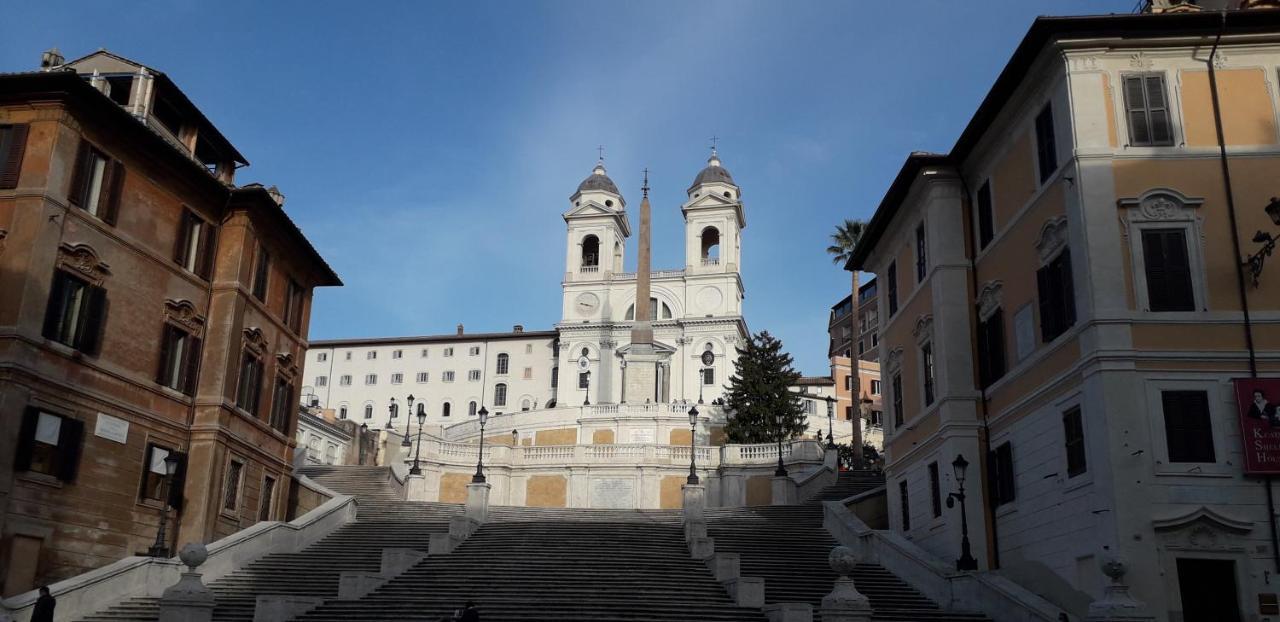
642;167;649;197
709;135;719;155
597;145;605;161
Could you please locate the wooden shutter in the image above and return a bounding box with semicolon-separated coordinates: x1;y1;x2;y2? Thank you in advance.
156;325;175;387
1143;230;1194;311
976;182;993;248
1162;391;1215;462
0;124;30;189
1036;265;1055;342
1056;250;1076;327
68;140;91;206
14;407;39;471
173;210;192;265
1123;76;1151;145
100;160;126;225
42;271;68;341
57;416;84;482
197;221;218;280
168;451;188;510
184;336;202;396
79;284;108;355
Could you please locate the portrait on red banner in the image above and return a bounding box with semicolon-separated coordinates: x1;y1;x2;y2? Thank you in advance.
1235;378;1280;475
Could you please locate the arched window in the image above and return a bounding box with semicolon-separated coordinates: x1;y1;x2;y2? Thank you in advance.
494;383;508;406
496;353;509;375
389;402;399;419
442;402;451;417
701;227;721;264
363;404;373;419
338;405;348;420
416;403;426;417
521;398;531;411
625;298;672;320
581;235;600;269
469;401;478;416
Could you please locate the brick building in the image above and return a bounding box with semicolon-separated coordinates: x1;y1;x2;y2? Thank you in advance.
0;49;340;596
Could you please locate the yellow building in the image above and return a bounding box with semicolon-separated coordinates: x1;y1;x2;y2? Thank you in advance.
848;6;1280;620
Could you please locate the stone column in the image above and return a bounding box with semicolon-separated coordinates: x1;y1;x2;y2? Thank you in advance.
819;546;873;622
465;482;491;523
1086;559;1156;622
159;544;215;622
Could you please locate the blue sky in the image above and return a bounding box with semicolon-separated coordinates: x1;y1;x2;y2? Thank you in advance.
4;0;1135;375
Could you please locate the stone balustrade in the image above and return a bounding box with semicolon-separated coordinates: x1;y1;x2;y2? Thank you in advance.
417;438;818;470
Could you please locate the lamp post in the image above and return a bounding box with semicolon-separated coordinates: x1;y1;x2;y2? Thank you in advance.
687;406;700;485
1244;196;1280;286
698;350;715;404
945;453;979;571
473;406;489;483
410;399;426;475
512;429;519;446
386;397;397;438
824;395;837;449
775;410;788;477
402;395;415;447
583;371;591;406
148;452;181;557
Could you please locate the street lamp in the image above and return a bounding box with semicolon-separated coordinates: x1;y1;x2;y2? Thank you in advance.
945;453;979;571
148;452;181;557
1244;196;1280;287
386;397;397;437
511;429;519;446
410;399;427;475
698;350;714;404
775;410;788;477
824;395;837;449
402;395;415;447
687;406;700;485
473;406;489;483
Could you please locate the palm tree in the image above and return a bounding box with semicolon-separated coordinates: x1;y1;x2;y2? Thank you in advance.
826;218;867;467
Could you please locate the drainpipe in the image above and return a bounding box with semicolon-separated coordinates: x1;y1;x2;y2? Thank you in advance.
1207;10;1275;574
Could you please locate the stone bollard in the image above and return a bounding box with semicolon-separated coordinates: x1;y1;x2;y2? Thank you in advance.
1086;559;1156;622
771;476;797;505
159;543;216;622
682;483;706;524
465;482;491;523
405;473;428;501
819;546;873;622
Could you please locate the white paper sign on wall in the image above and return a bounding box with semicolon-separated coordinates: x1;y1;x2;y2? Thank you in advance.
94;413;129;444
629;429;655;444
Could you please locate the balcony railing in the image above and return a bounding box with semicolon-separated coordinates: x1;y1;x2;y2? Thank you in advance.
701;257;720;266
417;438;824;470
580;265;600;273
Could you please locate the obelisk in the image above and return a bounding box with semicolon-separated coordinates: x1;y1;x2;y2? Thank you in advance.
624;170;660;403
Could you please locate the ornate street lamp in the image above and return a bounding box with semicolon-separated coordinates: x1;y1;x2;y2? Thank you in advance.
410;400;427;475
148;452;181;557
824;395;837;449
511;429;519;446
775;410;788;477
386;397;397;436
687;406;700;485
473;406;489;483
1244;197;1280;286
945;453;979;571
402;395;415;447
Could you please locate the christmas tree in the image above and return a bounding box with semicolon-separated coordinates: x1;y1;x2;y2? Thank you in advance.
723;331;806;443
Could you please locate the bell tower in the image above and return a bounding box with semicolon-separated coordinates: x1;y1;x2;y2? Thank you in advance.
682;148;745;275
563;158;630;282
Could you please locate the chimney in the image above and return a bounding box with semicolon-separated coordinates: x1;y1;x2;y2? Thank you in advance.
266;185;286;206
513;324;524;333
40;48;64;71
456;323;464;335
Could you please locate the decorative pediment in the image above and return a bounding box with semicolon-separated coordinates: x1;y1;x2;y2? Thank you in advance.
1034;217;1069;264
885;347;904;371
1153;506;1253;534
1118;188;1204;222
242;327;268;355
57;243;111;285
276;352;299;379
911;315;933;339
164;299;206;334
977;281;1003;321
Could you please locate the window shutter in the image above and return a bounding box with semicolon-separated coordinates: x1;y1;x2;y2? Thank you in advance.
101;160;125;225
197;222;218;280
42;271;67;340
184;336;202;396
173;211;192;265
1143;230;1194;311
986;448;1002;506
57;416;85;482
156;326;175;387
976;182;994;248
168;451;188;510
1123;76;1151;145
79;285;108;355
1057;250;1076;327
0;124;30;189
996;443;1015;503
14;407;39;471
138;444;157;501
1036;266;1054;342
68;140;91;206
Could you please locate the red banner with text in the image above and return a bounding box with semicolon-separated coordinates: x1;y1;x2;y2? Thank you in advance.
1236;378;1280;475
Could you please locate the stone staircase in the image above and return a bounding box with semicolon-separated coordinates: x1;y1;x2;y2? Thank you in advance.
296;465;404;501
808;469;886;502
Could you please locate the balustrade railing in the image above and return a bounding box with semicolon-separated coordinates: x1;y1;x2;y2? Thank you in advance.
418;438;822;470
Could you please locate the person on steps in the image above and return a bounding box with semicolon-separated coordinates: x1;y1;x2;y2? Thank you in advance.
458;601;479;622
32;586;56;622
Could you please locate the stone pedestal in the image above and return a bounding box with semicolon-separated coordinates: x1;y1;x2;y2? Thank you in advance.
689;536;715;560
466;482;491;523
682;483;706;524
405;473;428;501
726;577;765;608
823;447;839;471
622;350;662;405
771;475;797;505
1087;560;1156;622
159;544;215;622
819;546;873;622
709;552;740;582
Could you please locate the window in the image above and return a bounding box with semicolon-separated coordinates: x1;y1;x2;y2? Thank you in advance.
703;367;715;386
222;459;244;512
804;399;817;415
443;371;456;382
391;373;403;384
442;402;452;417
338;405;348;419
284;279;303;333
1037;249;1076;342
252;245;270;302
316;376;327;387
365;374;377;385
870;380;881;395
421;348;429;358
0;124;30;189
444;347;454;357
977;309;1006;388
921;343;936;406
268;377;294;433
845;376;853;391
915;223;927;283
339;375;352;386
525;344;533;354
316;352;327;362
367;351;377;360
891;373;903;427
416;372;429;383
1141;229;1195;311
42;270;107;354
174;209;216;280
899;481;911;531
1123;74;1174;147
976;181;994;249
469;401;478;416
579;372;590;389
1035;103;1058;183
140;444;183;504
1063;407;1087;477
157;324;202;396
858;341;866;356
870;410;883;426
363;404;373;419
69;141;124;223
521;399;531;411
345;352;352;361
14;409;83;481
496;353;510;375
887;262;899;316
523;367;533;379
1162;391;1216;463
495;383;508;407
551;366;559;388
392;349;403;359
469;346;481;356
468;370;481;382
235;353;264;416
988;442;1015;507
259;476;276;521
928;462;942;518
